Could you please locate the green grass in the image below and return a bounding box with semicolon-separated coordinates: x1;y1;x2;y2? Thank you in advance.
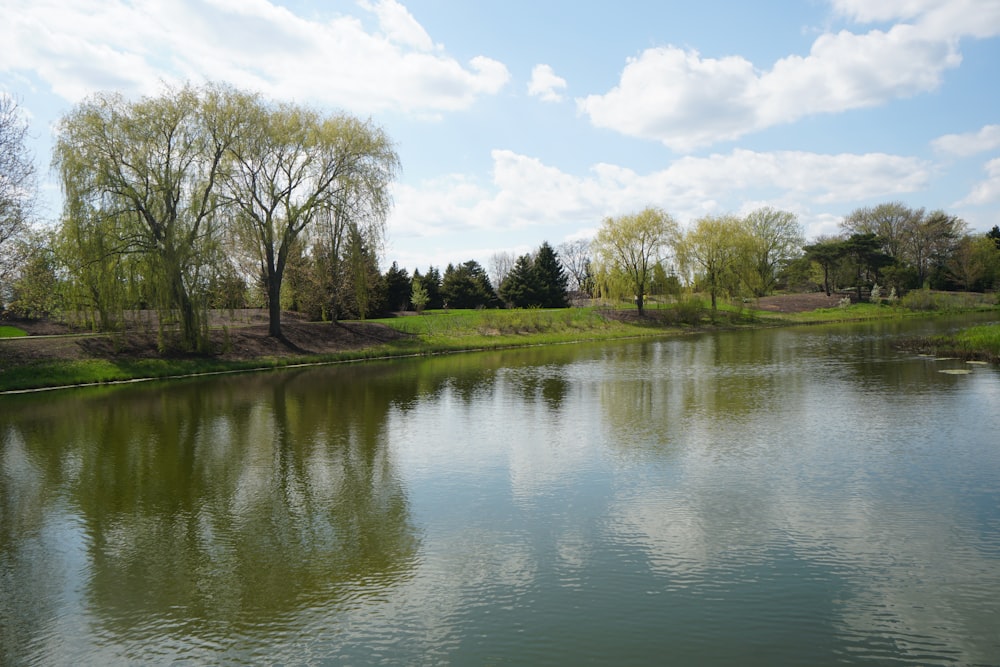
927;323;1000;362
373;307;614;337
3;298;997;392
0;326;27;338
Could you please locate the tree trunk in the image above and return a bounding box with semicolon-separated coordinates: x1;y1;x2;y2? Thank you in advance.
267;270;283;338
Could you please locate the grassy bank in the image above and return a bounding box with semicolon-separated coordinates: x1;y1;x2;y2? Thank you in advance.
0;326;27;338
2;295;997;393
901;323;1000;363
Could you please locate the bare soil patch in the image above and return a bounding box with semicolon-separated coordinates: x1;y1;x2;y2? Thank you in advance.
0;310;408;367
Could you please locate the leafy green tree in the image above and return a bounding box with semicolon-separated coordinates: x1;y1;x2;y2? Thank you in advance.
592;207;678;315
948;234;1000;291
415;266;443;309
410;277;429;313
337;226;386;319
803;238;846;296
499;254;537;307
5;230;59;319
677;215;743;313
441;260;498;309
384;262;411;311
532;241;569;307
741;207;803;296
988;225;1000;250
54;84;240;350
222;95;397;337
842;233;893;301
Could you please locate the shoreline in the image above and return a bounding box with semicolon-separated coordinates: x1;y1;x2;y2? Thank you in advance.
2;299;997;394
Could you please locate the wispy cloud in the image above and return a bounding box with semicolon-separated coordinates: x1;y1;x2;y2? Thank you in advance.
932;125;1000;156
956;158;1000;206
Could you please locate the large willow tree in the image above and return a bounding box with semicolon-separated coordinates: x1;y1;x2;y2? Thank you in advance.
54;84;243;350
592;207;678;315
55;83;399;347
222;98;398;337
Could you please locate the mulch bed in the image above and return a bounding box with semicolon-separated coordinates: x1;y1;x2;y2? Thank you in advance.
0;312;408;366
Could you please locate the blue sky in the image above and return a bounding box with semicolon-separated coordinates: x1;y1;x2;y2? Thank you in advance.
2;0;999;273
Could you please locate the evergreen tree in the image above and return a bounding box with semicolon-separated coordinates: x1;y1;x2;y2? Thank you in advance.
384;261;411;311
422;266;444;309
532;241;569;307
499;254;538;307
988;225;1000;250
441;260;498;309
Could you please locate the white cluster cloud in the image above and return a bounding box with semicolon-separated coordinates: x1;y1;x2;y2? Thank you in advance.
0;0;510;113
390;148;930;243
578;0;1000;151
527;64;568;103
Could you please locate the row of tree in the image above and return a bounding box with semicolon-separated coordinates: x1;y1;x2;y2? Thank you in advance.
587;206;805;314
46;83;398;350
586;203;1000;315
3;89;1000;342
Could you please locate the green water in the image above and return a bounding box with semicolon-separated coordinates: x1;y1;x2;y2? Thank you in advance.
2;315;1000;665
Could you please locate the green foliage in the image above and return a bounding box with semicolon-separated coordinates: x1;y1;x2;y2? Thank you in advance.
671;297;705;325
898;289;995;312
499;254;537;307
5;231;61;319
441;260;498;309
410;279;428;314
413;267;443;310
677;214;743;312
54;84;235;350
741;207;803;296
592;206;678;315
947;324;1000;358
53;83;399;344
532;241;569;307
384;262;411;311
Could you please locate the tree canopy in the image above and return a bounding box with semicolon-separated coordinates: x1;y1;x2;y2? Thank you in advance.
53;83;398;346
592;207;678;315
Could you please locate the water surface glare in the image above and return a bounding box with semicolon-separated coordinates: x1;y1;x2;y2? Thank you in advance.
2;315;999;665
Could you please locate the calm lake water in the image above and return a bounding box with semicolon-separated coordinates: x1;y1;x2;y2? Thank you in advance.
2;315;1000;665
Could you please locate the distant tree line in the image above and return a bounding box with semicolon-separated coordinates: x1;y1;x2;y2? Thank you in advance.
2;90;999;339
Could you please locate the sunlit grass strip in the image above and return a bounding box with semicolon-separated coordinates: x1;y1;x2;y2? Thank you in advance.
932;323;1000;362
0;326;27;338
371;307;613;336
4;302;996;392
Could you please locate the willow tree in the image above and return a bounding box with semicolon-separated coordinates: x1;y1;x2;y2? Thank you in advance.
678;215;744;313
591;207;678;315
223;99;398;337
54;84;244;350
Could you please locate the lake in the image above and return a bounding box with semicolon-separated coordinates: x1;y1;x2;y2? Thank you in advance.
2;314;999;665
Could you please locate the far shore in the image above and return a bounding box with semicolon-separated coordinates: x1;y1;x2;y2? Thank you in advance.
1;292;997;393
